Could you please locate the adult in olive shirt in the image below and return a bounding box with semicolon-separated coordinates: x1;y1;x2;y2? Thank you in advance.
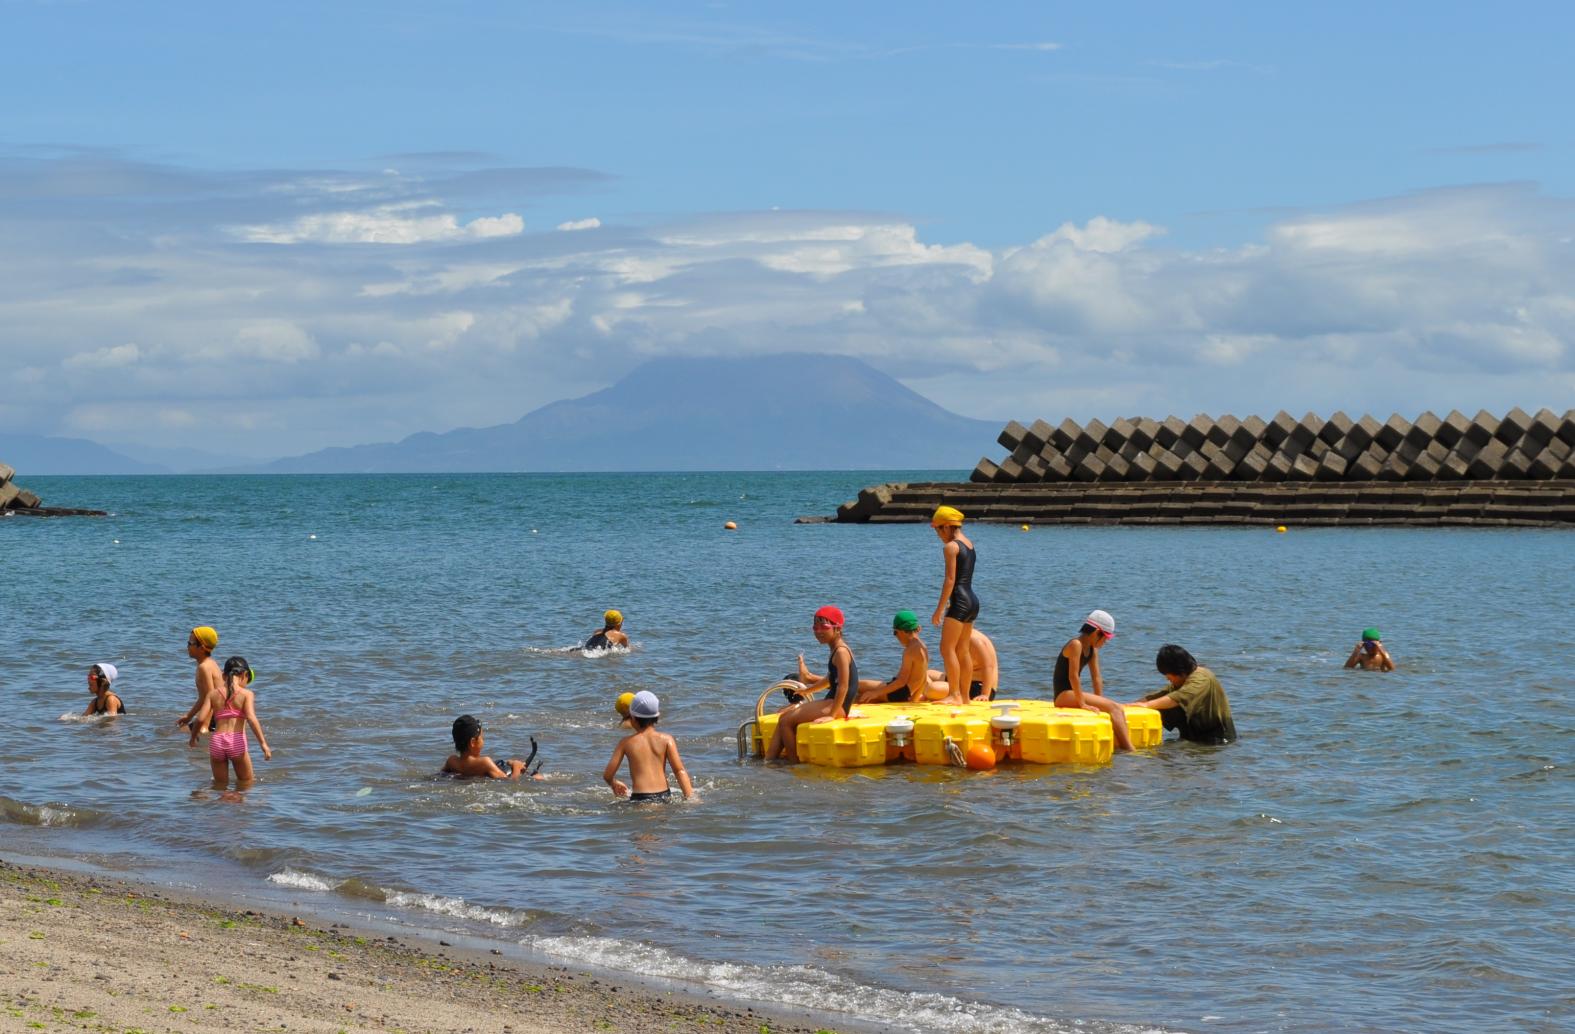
1129;645;1236;745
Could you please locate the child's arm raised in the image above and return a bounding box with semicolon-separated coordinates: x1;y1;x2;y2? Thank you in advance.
242;692;272;761
603;740;630;797
665;736;695;801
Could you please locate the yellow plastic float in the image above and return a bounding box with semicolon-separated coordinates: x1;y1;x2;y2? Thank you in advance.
743;689;1162;768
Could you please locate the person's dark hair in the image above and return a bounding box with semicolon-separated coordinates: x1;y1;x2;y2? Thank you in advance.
90;665;109;687
632;715;658;730
221;655;250;700
451;714;482;752
1155;644;1197;678
1079;623;1097;636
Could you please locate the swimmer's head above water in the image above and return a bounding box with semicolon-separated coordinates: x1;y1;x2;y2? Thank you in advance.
451;714;483;753
603;609;623;629
90;663;118;688
614;691;635;718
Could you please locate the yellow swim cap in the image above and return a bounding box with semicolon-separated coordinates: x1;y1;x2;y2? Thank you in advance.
191;626;218;649
615;692;635;717
931;505;964;527
603;609;623;627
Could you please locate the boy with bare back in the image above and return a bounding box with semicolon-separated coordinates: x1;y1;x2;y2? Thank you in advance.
603;691;694;802
175;626;222;731
442;714;541;780
859;610;949;703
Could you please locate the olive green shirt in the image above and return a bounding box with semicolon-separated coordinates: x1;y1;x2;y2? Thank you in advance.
1145;666;1236;743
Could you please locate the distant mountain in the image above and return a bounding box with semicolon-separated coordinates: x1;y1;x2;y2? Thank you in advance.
0;433;169;475
114;442;273;474
258;354;1001;473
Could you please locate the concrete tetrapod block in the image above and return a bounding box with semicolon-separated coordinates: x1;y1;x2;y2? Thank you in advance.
1207;415;1236;448
1199;442;1235;480
1148;445;1183;481
1071;452;1108;483
1261;452;1293;482
998;421;1029;452
1232;444;1272;480
1051;418;1081;452
1224;417;1257;453
1470;410;1502;447
971;459;1001;483
1377;414;1412;452
1314;451;1349;481
1104;418;1136;452
1024;420;1054;454
1496;407;1533;446
995;457;1025;483
1289;413;1321;452
1320;411;1353;446
1038;451;1074;481
1403;448;1443;481
15;488;40;508
1554;410;1575;448
1156;416;1187;450
1347;446;1385;480
1130;418;1160;452
1240;414;1268;446
1022;455;1049;482
1072;419;1106;455
1177;450;1209;480
1405;411;1441;450
1436;449;1470;480
1339;415;1382;459
1126;449;1158;481
1262;411;1297;449
1498;449;1533;480
1437;410;1472;449
0;462;13;486
1523;409;1559;448
1287;453;1321;481
1180;415;1211;451
1466;437;1509;479
0;482;19;509
1093;445;1131;482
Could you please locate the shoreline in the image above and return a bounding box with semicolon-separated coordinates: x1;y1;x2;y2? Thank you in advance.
0;855;870;1034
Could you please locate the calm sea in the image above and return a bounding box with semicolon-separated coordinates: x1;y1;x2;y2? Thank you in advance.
2;473;1571;1033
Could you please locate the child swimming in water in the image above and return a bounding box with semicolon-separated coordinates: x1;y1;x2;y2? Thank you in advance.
930;506;979;704
83;663;126;716
1052;610;1134;752
766;606;858;762
859;610;948;703
1344;628;1396;671
603;691;693;802
442;714;542;779
584;610;629;653
188;655;272;788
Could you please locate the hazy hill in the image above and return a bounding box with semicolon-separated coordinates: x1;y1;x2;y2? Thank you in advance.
0;433;169;475
259;354;1000;473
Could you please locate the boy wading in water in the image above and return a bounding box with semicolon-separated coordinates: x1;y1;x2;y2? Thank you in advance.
176;626;222;731
604;691;693;802
1053;610;1135;752
443;714;540;779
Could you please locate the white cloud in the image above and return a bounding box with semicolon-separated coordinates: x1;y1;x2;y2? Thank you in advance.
236;203;524;244
557;217;602;231
64;342;142;369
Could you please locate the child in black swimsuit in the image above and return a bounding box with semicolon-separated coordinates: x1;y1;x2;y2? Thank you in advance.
930;506;980;705
765;605;859;762
83;663;125;716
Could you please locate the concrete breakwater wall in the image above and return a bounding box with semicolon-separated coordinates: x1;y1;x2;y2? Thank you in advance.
0;462;106;517
826;409;1575;526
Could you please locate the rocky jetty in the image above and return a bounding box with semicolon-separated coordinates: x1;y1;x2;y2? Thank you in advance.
0;462;107;517
825;409;1575;526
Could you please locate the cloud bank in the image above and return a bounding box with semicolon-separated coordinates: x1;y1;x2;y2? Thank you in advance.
1;148;1570;455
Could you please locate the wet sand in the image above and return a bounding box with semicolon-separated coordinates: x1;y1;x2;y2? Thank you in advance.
0;858;840;1034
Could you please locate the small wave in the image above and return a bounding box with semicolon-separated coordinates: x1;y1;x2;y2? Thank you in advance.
0;795;96;828
266;868;338;892
386;891;531;928
524;935;1173;1034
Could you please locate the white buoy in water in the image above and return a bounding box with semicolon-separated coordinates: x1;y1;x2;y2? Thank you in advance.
309;533;317;540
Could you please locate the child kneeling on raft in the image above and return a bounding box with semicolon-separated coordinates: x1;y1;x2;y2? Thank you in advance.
443;714;542;780
604;691;693;802
1052;610;1135;752
766;606;859;762
858;610;948;703
1129;645;1236;745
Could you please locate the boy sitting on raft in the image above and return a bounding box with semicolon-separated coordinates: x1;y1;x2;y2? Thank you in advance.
859;610;948;703
766;605;858;762
604;691;694;802
1128;645;1236;745
443;715;541;780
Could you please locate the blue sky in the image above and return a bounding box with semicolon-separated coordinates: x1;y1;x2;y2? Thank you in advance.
2;2;1572;458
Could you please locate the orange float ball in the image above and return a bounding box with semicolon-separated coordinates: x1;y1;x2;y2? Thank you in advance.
964;743;996;771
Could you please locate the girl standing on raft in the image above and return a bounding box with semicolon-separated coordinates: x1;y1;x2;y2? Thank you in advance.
1053;610;1134;752
929;506;979;705
766;606;859;763
188;656;272;788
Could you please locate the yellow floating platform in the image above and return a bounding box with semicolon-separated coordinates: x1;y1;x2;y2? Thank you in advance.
751;699;1161;768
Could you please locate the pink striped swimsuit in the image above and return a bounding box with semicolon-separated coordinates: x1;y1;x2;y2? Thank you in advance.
209;695;248;762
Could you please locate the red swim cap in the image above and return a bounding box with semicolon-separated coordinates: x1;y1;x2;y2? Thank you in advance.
813;605;845;627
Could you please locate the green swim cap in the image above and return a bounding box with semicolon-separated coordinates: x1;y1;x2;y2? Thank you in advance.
1362;628;1381;641
893;610;919;632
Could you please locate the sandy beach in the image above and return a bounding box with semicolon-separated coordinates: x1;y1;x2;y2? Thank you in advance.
0;858;843;1034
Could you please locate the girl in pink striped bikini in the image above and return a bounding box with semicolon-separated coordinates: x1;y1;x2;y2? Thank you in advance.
188;656;272;788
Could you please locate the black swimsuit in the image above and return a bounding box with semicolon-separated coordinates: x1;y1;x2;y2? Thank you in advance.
945;542;980;623
584;631;613;651
824;646;860;713
1053;638;1085;698
90;697;125;715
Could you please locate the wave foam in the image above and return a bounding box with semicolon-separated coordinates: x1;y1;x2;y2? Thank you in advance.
266;868;338;892
385;891;528;928
524;935;1172;1034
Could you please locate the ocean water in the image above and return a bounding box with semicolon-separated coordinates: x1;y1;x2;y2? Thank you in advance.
2;472;1571;1034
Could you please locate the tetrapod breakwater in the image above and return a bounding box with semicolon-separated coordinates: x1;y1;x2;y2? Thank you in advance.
820;408;1575;527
